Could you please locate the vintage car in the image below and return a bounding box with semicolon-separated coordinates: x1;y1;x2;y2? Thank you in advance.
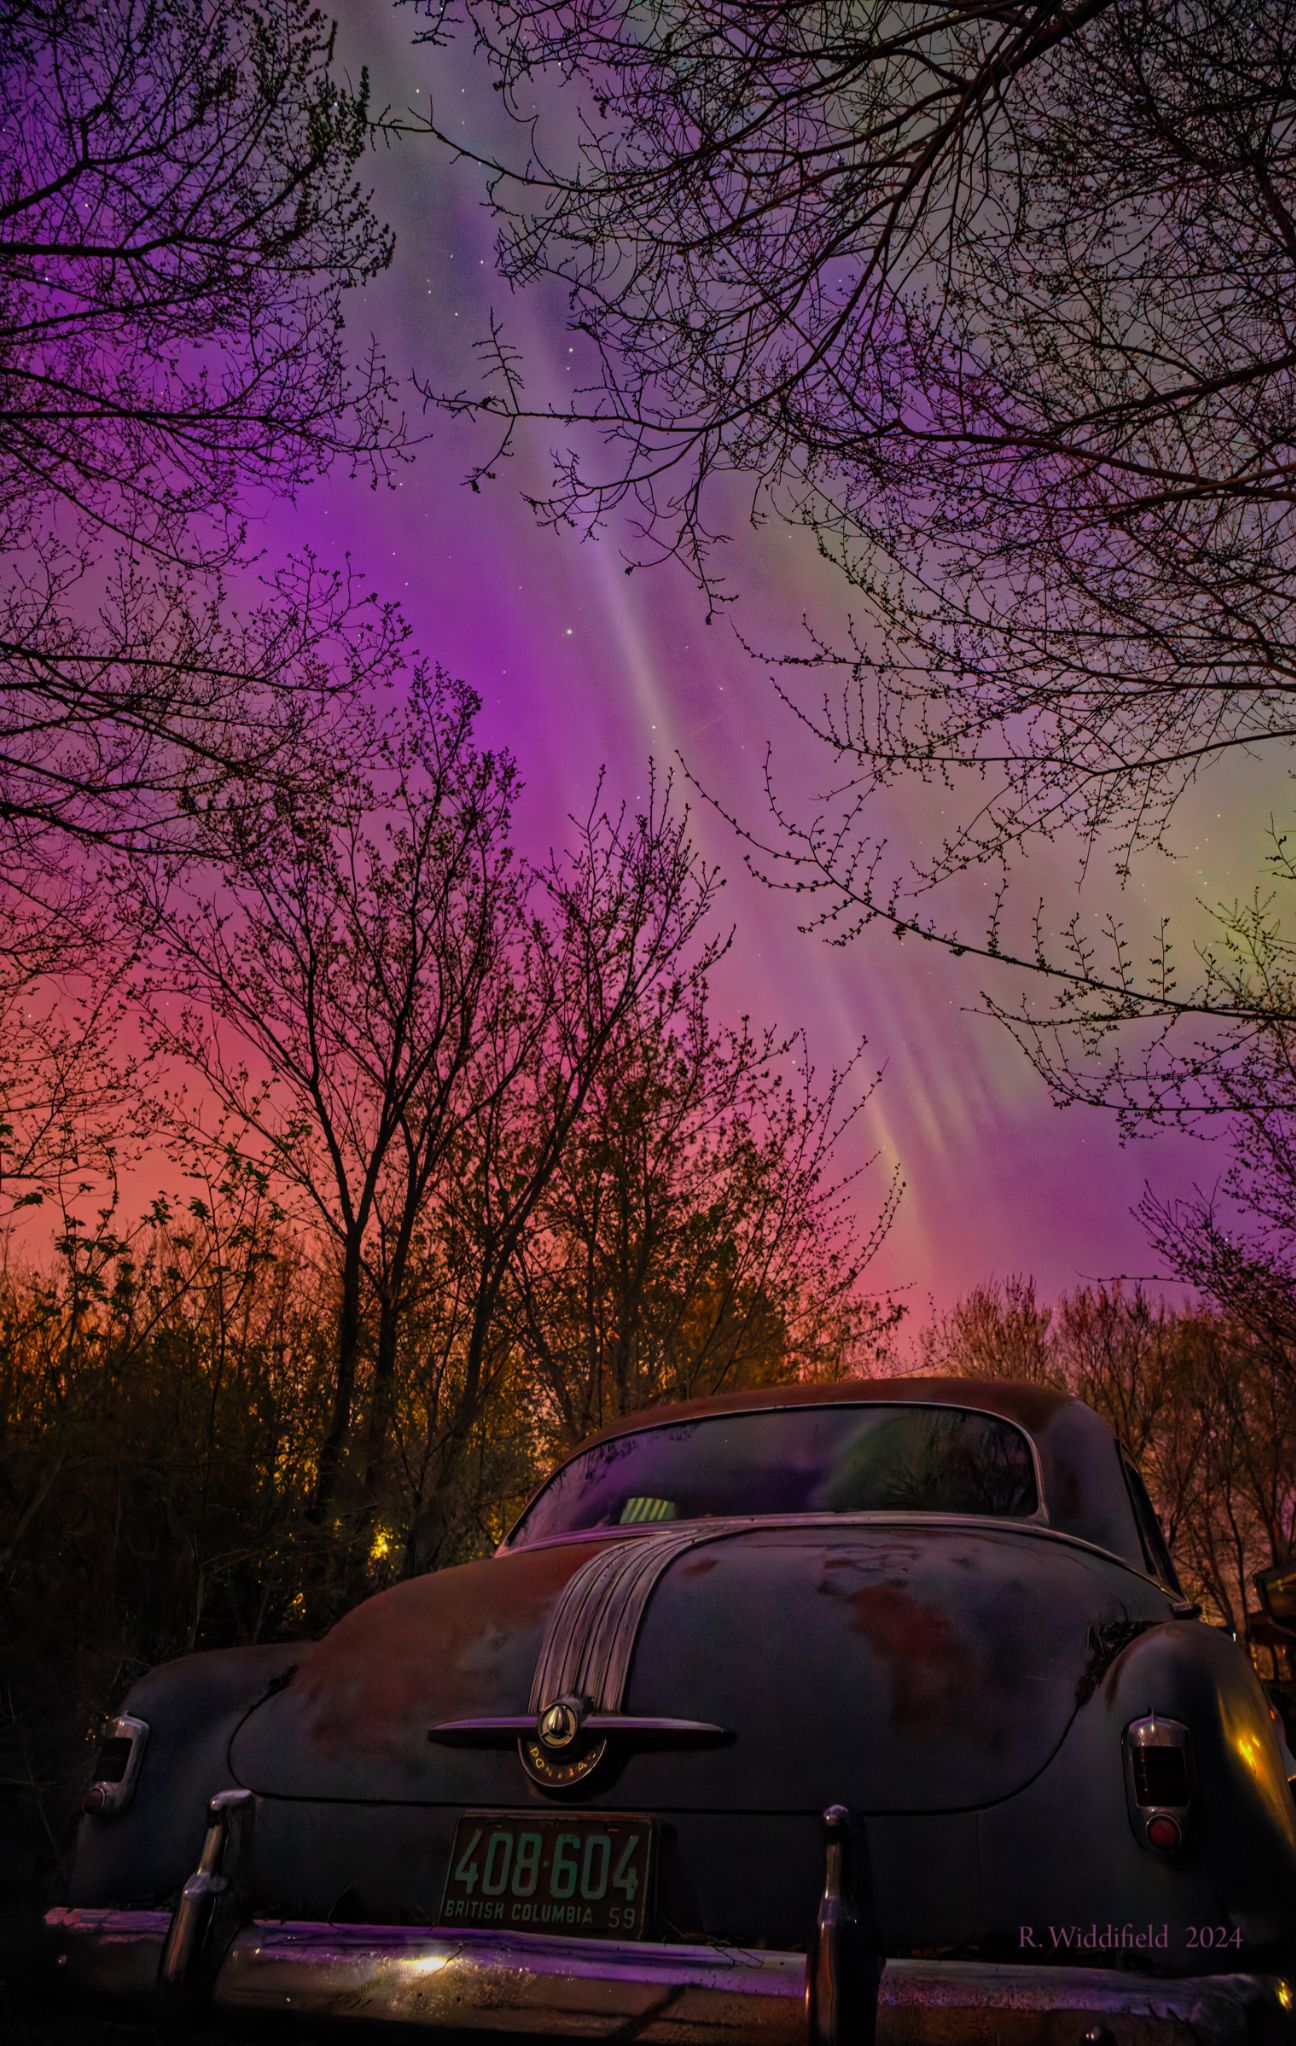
47;1376;1296;2044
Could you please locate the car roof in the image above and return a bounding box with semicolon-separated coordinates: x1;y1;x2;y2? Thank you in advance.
574;1374;1074;1448
536;1375;1151;1575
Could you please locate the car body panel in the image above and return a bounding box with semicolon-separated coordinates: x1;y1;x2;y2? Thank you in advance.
230;1519;1173;1813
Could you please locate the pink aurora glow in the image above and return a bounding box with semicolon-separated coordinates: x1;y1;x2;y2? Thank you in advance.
101;3;1262;1323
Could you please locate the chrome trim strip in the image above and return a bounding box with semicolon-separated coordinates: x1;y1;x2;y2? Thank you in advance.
428;1716;536;1743
429;1713;729;1747
582;1715;729;1741
528;1524;752;1715
45;1909;1293;2045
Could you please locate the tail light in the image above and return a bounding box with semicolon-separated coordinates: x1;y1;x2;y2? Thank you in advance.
1124;1713;1191;1852
82;1713;149;1815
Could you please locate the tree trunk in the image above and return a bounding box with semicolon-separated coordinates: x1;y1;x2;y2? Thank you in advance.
309;1235;364;1528
357;1289;400;1539
405;1460;452;1576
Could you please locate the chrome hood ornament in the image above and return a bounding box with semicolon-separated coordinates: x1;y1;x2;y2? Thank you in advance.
537;1698;582;1752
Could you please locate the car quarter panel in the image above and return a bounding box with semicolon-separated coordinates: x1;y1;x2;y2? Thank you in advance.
978;1617;1296;1968
68;1642;301;1909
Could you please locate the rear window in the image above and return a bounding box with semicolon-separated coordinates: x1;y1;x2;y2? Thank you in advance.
509;1402;1038;1545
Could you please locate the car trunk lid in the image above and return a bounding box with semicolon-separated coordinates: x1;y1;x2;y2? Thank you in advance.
230;1521;1170;1812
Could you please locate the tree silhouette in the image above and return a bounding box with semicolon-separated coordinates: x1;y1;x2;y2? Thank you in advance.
136;675;527;1549
1;0;402;872
506;996;900;1449
131;673;789;1596
1;0;406;1208
4;0;397;559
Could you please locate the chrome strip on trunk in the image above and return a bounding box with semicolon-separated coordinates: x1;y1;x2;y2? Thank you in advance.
529;1524;747;1713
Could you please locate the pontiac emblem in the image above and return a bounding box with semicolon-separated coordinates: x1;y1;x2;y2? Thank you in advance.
522;1694;608;1791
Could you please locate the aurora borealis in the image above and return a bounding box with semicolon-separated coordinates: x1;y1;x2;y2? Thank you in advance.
219;2;1271;1318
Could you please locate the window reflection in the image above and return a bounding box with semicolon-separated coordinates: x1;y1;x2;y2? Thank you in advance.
511;1403;1037;1544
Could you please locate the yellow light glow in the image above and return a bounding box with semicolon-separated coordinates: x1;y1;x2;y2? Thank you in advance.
370;1528;392;1563
1219;1696;1295;1831
1277;1982;1292;2011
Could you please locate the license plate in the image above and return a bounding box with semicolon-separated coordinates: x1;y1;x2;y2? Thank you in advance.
440;1812;654;1939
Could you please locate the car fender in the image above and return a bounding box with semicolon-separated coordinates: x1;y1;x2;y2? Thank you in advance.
977;1618;1296;1968
69;1642;304;1909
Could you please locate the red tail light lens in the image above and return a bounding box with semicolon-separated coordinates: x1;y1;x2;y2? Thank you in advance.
1145;1814;1182;1852
1124;1714;1191;1854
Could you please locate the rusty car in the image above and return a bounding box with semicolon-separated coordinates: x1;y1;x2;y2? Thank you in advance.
47;1375;1296;2044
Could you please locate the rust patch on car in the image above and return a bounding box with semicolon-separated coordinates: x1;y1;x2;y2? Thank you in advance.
843;1582;980;1729
1083;1614;1159;1704
679;1557;718;1578
245;1544;590;1768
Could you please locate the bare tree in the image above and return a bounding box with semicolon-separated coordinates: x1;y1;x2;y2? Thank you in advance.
0;553;405;1220
0;930;137;1226
396;771;748;1571
0;0;409;1207
918;1274;1055;1385
505;990;901;1451
134;675;527;1551
0;0;403;871
401;0;1296;1022
132;662;745;1595
4;0;397;560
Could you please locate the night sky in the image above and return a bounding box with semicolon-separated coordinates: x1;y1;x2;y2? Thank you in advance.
269;2;1271;1320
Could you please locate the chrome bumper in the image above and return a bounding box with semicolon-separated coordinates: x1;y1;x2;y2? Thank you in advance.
45;1905;1295;2044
